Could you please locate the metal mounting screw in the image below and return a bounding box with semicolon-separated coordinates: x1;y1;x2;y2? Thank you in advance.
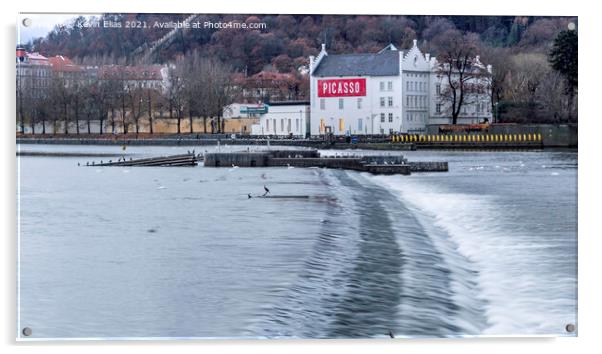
22;327;32;336
565;323;576;333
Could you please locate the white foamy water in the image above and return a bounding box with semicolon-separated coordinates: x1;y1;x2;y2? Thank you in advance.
372;151;577;335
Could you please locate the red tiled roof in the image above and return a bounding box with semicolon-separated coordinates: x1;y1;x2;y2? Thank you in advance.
18;52;51;66
48;55;83;72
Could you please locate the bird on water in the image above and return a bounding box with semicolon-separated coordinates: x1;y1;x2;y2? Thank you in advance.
263;185;270;196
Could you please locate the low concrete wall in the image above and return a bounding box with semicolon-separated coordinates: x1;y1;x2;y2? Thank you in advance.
425;124;577;147
489;124;577;147
268;157;365;170
203;152;270;167
408;162;449;172
364;164;411;175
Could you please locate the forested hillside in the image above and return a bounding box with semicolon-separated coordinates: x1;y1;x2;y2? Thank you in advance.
26;14;573;72
23;14;578;123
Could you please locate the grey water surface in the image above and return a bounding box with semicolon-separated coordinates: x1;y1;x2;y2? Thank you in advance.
17;145;577;339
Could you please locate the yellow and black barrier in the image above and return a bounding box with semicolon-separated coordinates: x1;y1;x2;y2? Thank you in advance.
391;133;543;145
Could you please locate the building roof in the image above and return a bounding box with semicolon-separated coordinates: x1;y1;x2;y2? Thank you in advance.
268;100;310;106
48;55;83;72
312;50;400;77
17;51;51;66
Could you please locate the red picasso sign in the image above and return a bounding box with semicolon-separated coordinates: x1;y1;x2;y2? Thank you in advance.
317;78;366;97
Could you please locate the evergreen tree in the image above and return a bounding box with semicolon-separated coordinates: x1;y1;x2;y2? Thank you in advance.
549;29;578;121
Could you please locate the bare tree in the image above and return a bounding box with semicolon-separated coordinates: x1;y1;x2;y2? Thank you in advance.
506;53;550;120
166;64;185;134
205;58;237;133
181;53;202;134
47;76;69;134
69;82;84;135
479;46;511;120
145;88;158;134
433;30;490;124
16;74;26;134
127;86;145;135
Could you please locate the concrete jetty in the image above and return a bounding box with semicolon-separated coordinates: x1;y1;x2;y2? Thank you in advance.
85;153;198;167
203;150;447;175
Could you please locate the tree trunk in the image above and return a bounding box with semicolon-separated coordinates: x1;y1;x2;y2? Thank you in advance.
148;95;153;135
111;108;115;134
87;118;91;134
75;109;80;135
177;113;181;134
203;117;207;133
42;120;46;135
30;115;35;135
189;110;193;134
63;104;69;135
567;87;575;123
19;110;25;135
122;96;128;134
122;111;128;134
18;92;25;134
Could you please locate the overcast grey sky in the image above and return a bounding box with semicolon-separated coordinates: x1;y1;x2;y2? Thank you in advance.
17;13;99;45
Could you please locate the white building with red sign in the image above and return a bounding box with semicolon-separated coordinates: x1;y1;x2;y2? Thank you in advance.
309;44;403;136
309;41;492;136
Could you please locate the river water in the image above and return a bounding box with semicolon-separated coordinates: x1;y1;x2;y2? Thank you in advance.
17;144;577;339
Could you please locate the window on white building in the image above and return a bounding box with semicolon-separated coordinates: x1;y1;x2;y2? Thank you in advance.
406;96;410;107
339;98;344;110
436;84;441;95
388;113;393;123
387;81;393;91
380;81;385;91
358;118;363;131
320;99;325;110
436;103;442;114
388;97;393;107
380;113;385;123
380;97;385;107
357;98;362;109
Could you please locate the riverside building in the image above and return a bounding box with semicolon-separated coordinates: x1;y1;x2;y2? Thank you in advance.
308;40;493;136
